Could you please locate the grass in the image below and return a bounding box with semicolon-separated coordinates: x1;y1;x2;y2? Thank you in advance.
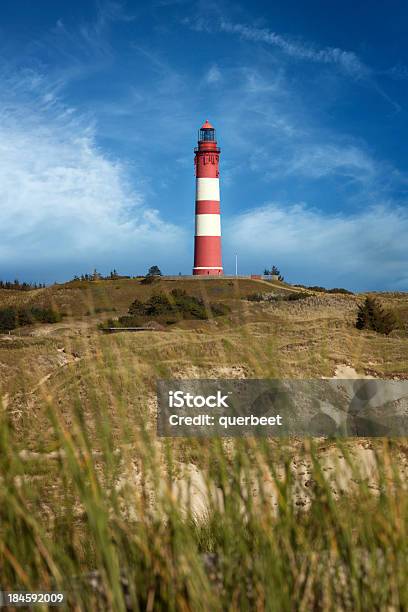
1;404;407;609
0;278;407;609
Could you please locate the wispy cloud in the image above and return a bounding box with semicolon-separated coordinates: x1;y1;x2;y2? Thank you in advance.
205;64;222;84
183;8;402;112
226;202;408;290
184;10;369;79
385;63;408;81
267;143;377;183
0;68;187;281
219;21;370;79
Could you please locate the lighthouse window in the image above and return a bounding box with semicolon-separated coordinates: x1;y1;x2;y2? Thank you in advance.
199;128;216;142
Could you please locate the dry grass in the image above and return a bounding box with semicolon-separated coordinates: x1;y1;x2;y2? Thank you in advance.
0;279;407;609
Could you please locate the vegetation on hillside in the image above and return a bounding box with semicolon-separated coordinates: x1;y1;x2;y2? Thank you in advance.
71;269;132;282
0;279;46;291
0;306;62;332
140;265;163;285
294;284;354;295
356;296;397;335
103;289;229;328
246;291;311;302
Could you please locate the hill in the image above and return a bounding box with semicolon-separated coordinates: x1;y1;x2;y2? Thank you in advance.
1;277;407;608
1;276;407;440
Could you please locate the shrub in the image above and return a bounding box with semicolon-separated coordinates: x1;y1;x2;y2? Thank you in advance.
246;293;264;302
294;285;354;295
0;306;62;331
245;292;310;303
128;299;146;316
141;275;157;285
30;308;62;324
356;297;397;335
286;292;310;301
119;290;228;325
17;309;34;326
169;289;208;319
0;308;17;332
145;293;173;316
327;287;354;295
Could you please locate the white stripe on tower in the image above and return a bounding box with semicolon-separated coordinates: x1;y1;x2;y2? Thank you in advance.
195;214;221;236
196;178;220;201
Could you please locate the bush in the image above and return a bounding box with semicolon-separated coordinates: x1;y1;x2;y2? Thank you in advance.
246;293;264;302
145;293;173;316
286;292;310;301
356;297;397;335
293;285;354;295
30;308;62;324
111;290;230;327
17;310;34;326
0;308;17;331
245;292;310;303
128;299;145;316
169;289;208;319
141;275;157;285
0;306;62;332
327;287;354;295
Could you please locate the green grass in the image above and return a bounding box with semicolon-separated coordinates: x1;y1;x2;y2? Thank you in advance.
1;399;407;610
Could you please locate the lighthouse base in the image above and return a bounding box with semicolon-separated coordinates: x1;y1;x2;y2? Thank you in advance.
193;267;223;276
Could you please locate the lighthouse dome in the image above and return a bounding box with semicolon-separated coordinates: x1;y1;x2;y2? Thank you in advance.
201;119;214;130
199;120;216;142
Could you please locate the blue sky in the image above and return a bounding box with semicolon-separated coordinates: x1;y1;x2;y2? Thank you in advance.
0;0;407;290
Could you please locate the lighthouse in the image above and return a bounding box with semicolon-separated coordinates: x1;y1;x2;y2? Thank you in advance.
193;120;223;275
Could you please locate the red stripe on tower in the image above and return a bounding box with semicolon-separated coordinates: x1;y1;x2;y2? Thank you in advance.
193;120;223;275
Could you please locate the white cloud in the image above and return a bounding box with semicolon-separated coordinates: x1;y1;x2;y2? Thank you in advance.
0;70;187;280
205;64;222;84
226;202;408;290
277;144;377;182
219;21;370;79
290;144;376;179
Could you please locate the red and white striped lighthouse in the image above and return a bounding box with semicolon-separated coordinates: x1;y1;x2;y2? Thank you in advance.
193;120;223;275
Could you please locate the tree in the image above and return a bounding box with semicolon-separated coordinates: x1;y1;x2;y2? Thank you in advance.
271;265;280;276
147;265;162;277
356;297;397;335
